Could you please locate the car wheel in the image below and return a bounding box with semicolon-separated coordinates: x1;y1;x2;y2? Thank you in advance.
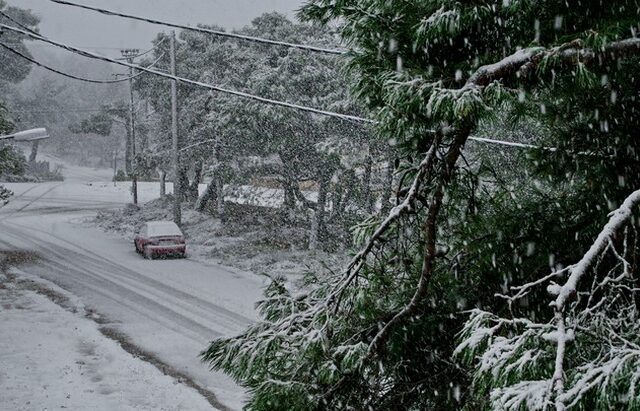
134;241;141;253
143;247;154;260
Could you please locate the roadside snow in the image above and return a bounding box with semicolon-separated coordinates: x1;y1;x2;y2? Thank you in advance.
0;274;215;411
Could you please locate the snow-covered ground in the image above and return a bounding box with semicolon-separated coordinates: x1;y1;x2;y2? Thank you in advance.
0;157;270;410
0;269;213;411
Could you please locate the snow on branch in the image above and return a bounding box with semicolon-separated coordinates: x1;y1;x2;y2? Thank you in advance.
549;189;640;411
203;31;640;409
468;37;640;88
552;189;640;309
457;189;640;411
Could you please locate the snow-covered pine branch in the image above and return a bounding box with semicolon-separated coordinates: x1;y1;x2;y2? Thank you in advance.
457;189;640;410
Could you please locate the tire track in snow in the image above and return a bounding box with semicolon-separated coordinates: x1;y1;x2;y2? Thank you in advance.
2;219;254;324
0;235;210;340
0;183;64;221
0;236;232;411
0;223;252;337
0;179;258;410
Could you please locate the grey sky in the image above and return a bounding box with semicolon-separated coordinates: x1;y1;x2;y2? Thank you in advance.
11;0;304;57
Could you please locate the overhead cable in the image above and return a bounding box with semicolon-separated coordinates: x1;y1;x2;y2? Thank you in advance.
0;41;165;84
0;25;555;151
12;109;108;113
29;44;144;51
48;0;348;55
0;24;371;124
466;136;548;150
0;10;39;35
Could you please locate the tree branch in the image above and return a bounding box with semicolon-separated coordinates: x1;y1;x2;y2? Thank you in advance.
368;125;472;357
327;133;442;310
548;188;640;410
468;37;640;88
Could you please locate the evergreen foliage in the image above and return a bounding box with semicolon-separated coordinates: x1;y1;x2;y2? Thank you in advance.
201;1;640;410
0;102;12;135
0;0;38;205
0;0;39;88
0;144;25;176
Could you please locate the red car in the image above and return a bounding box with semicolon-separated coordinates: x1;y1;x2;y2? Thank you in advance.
134;221;186;259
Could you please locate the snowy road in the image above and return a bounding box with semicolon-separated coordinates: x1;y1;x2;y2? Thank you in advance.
0;162;266;410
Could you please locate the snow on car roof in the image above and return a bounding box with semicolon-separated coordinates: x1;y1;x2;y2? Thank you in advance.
146;221;183;237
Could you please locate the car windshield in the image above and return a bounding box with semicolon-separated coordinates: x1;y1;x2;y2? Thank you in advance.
146;222;182;237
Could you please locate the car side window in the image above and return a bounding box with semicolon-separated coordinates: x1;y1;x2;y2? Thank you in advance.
140;225;147;237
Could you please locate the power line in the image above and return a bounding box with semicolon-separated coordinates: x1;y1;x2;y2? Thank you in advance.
48;0;348;56
0;10;39;35
466;136;546;150
12;109;113;113
28;44;139;51
0;24;371;124
10;106;142;114
0;26;552;151
0;41;164;84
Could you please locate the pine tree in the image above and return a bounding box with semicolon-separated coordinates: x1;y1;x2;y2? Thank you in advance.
0;0;39;205
202;1;640;409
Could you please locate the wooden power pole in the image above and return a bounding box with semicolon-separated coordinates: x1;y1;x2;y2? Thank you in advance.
170;32;182;226
121;48;140;205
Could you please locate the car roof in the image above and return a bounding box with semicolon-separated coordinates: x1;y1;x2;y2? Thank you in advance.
145;221;183;236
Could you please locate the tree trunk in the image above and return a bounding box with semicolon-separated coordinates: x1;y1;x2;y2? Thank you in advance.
309;169;329;250
158;169;166;197
178;166;190;202
277;152;302;221
29;141;39;163
197;137;226;217
112;150;118;185
282;175;297;220
196;177;217;213
363;151;373;213
187;161;203;203
215;172;225;218
309;209;319;251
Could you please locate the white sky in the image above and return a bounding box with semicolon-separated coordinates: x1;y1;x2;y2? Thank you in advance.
11;0;304;57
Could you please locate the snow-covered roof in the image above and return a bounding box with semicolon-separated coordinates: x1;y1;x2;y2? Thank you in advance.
146;221;183;237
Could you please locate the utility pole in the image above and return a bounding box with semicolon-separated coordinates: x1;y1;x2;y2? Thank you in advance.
170;31;182;226
121;48;140;205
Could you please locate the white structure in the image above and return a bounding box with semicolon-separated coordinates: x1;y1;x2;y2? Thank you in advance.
0;128;49;142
